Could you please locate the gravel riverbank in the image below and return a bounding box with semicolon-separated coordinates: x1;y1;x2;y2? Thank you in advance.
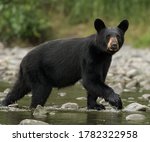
0;43;150;92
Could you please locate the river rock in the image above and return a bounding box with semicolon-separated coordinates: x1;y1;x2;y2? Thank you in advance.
133;75;144;82
126;114;146;121
49;111;56;115
125;80;139;89
76;97;87;100
142;94;150;100
123;102;150;112
33;105;48;118
19;119;49;125
3;88;10;94
126;69;138;78
61;102;79;110
58;92;66;97
111;83;124;94
0;106;27;112
8;103;18;107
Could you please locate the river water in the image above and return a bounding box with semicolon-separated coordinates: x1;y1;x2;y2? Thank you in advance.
0;82;150;125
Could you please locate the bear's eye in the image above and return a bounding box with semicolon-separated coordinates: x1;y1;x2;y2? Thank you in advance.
106;35;110;40
116;34;120;39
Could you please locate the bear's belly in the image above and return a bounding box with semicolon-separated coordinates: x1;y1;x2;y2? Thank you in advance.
50;67;81;88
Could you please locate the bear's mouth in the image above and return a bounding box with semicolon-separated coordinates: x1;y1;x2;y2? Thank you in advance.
107;45;119;52
107;37;119;53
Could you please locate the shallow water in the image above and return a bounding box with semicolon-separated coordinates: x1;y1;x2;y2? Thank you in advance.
0;82;150;125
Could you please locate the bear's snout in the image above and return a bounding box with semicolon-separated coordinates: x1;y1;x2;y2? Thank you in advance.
107;37;119;52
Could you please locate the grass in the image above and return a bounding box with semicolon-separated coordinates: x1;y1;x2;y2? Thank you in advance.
50;17;150;48
1;0;150;48
49;0;150;48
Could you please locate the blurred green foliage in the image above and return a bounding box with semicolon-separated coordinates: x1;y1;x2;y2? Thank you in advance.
65;0;150;24
0;0;150;47
0;0;51;45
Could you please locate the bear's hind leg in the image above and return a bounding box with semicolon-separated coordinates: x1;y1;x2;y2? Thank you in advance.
87;93;105;110
1;75;30;106
30;83;52;108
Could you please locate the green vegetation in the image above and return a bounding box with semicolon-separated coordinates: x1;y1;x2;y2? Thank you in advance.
0;0;51;45
0;0;150;47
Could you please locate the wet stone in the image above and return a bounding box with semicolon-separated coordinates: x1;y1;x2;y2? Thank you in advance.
125;80;139;89
76;97;87;100
49;111;56;115
33;105;48;118
61;102;79;110
128;97;134;100
19;119;49;125
126;69;139;78
3;88;10;94
142;94;150;100
0;106;27;112
8;103;18;107
111;83;124;94
123;102;150;112
126;114;146;121
58;92;66;97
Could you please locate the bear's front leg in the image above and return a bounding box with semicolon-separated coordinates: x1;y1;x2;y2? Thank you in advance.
104;91;123;110
83;77;123;110
87;92;105;110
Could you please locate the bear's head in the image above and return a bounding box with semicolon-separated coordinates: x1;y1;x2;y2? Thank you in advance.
94;19;129;54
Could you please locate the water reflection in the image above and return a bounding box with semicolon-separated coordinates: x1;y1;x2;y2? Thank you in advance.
86;112;123;125
0;82;150;125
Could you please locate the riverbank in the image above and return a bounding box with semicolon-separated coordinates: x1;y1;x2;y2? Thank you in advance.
0;43;150;92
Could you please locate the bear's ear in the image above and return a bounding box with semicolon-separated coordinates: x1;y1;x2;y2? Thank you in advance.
94;18;106;33
118;20;129;33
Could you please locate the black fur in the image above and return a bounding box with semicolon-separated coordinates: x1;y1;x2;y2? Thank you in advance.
1;19;129;110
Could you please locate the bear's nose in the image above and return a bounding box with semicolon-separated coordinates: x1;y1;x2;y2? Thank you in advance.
111;44;118;50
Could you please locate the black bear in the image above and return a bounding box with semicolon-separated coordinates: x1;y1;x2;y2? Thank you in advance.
1;19;129;110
